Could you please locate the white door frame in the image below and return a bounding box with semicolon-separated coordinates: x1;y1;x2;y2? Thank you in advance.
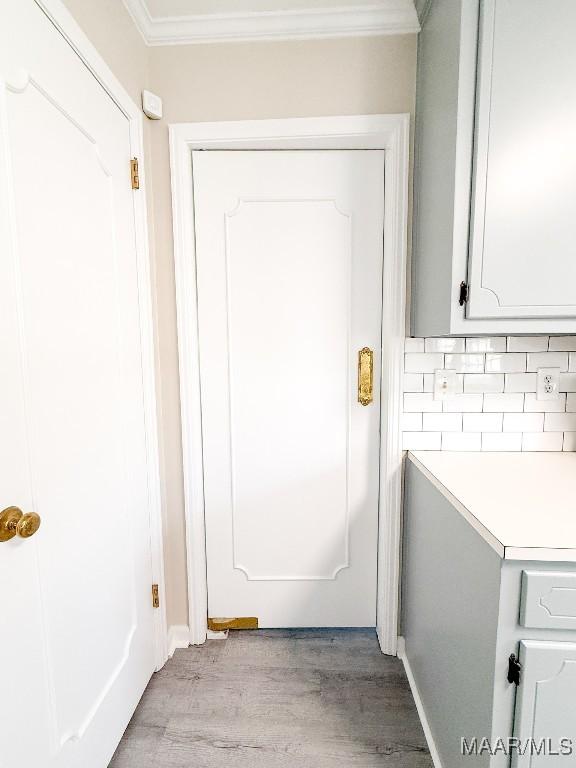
22;0;168;667
170;115;409;655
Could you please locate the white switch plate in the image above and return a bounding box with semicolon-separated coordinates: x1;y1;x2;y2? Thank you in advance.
433;369;458;400
536;367;560;401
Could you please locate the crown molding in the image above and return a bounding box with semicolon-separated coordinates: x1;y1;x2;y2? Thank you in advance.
122;0;420;46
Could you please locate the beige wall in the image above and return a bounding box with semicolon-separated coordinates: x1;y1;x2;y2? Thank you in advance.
62;0;148;105
61;1;417;629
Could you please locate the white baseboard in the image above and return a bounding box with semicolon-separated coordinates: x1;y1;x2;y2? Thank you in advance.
397;636;443;768
167;625;190;657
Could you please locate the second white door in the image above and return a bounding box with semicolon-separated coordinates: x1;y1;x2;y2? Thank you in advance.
193;150;384;627
0;4;157;766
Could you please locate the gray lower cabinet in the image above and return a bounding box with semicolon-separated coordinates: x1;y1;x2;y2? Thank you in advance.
513;641;576;768
403;460;576;767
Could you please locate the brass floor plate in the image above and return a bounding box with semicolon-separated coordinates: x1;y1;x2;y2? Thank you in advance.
207;617;259;631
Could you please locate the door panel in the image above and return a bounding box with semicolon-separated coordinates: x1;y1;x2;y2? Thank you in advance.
512;640;576;767
468;0;576;319
0;3;155;766
194;150;384;627
227;198;351;581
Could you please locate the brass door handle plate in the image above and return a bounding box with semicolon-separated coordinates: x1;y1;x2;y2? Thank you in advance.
0;507;41;542
358;347;374;406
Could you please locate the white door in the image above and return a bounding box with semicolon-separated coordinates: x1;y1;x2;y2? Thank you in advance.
0;3;156;767
512;640;576;767
467;0;576;320
193;150;384;628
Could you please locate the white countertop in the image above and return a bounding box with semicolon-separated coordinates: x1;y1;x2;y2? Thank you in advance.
408;451;576;562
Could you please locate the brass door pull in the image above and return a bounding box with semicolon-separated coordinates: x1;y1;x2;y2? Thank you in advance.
358;347;374;406
0;507;41;542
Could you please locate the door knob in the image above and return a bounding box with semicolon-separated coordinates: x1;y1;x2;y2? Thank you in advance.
0;506;41;542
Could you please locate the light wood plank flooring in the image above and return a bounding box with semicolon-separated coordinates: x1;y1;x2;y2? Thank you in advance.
109;629;433;767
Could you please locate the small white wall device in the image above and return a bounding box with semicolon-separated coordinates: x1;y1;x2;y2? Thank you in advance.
433;369;459;400
142;89;162;120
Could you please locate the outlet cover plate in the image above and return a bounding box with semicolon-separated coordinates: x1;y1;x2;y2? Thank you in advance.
434;369;458;400
536;367;560;401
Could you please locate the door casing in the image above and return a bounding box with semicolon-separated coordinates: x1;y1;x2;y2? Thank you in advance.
28;0;167;668
169;114;410;655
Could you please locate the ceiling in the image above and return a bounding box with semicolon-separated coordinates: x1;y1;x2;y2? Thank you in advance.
122;0;420;45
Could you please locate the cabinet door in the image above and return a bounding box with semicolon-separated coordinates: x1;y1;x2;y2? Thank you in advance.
467;0;576;320
512;640;576;767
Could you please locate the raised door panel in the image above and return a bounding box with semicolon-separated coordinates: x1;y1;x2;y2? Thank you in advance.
521;571;576;631
226;199;351;581
512;640;576;767
467;0;576;320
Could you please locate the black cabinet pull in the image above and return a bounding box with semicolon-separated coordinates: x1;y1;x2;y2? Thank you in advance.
507;653;522;686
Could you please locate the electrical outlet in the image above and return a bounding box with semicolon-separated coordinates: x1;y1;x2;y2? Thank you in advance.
434;369;458;400
536;367;560;401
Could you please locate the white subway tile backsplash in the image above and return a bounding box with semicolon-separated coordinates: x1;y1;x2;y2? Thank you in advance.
482;433;522;451
405;338;424;353
402;336;576;453
485;353;526;373
505;373;537;393
559;374;576;393
405;353;444;373
442;432;481;451
443;394;484;412
403;373;424;392
524;393;567;413
464;373;504;394
507;336;548;352
425;337;465;353
483;393;524;412
503;413;543;432
466;337;506;353
401;413;423;431
404;393;442;413
423;413;462;432
403;432;441;450
544;413;576;432
549;337;576;351
526;352;569;372
522;432;564;452
463;413;503;432
444;353;485;373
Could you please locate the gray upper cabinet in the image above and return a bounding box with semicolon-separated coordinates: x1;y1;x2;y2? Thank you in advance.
412;0;576;336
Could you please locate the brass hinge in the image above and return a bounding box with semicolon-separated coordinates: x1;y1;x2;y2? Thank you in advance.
152;583;160;608
208;616;258;631
131;157;140;190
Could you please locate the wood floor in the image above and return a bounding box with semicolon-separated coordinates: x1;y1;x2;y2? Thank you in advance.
109;629;433;767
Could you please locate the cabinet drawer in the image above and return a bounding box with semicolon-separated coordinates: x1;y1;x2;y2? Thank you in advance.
520;570;576;629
